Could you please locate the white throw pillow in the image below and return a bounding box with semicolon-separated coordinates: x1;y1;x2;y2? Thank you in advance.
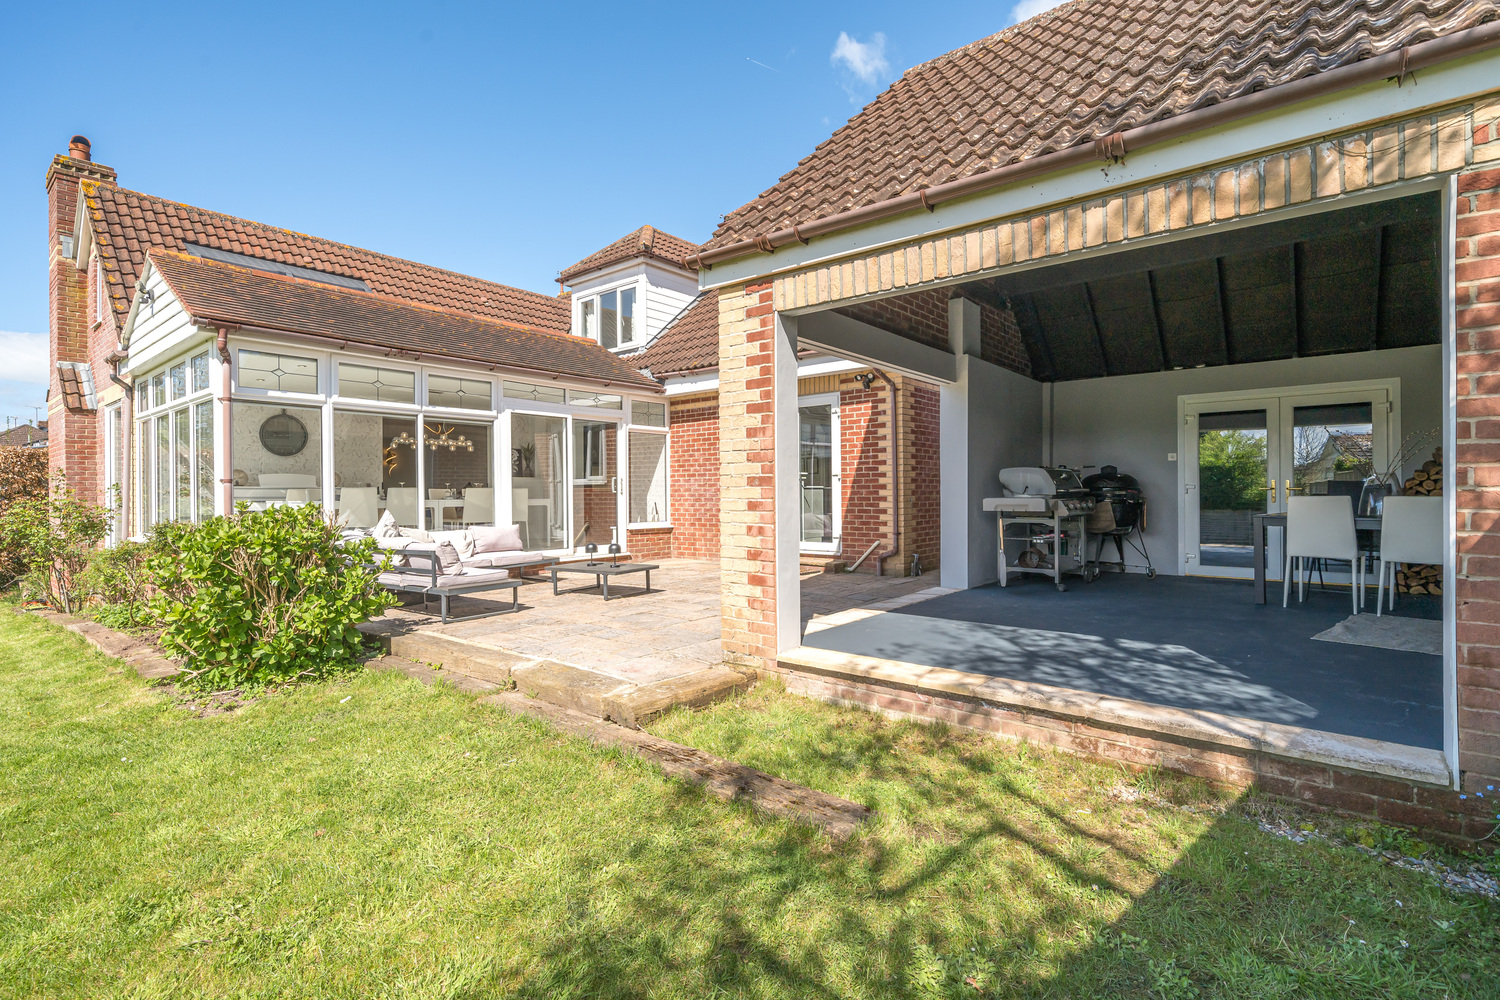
399;526;434;543
373;510;401;539
470;524;523;553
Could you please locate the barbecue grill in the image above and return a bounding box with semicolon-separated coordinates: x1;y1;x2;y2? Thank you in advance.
1082;465;1156;578
984;467;1098;590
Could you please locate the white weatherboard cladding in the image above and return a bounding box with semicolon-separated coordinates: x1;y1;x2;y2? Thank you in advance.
120;266;195;373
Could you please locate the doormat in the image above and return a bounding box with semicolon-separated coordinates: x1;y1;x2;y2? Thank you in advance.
1312;614;1442;656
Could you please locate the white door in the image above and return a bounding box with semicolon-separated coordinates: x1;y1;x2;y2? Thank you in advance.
1182;381;1395;580
799;394;841;554
1183;402;1281;579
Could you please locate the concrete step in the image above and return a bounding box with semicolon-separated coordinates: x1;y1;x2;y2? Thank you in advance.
359;620;752;728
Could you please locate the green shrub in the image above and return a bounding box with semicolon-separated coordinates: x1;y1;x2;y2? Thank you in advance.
147;504;394;689
80;532;168;629
0;472;112;611
0;447;52;584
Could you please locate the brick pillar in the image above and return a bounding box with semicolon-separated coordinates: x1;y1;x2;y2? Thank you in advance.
45;143;115;504
1455;165;1500;792
718;283;799;667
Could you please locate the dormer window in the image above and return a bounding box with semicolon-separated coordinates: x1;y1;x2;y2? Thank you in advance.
578;284;638;350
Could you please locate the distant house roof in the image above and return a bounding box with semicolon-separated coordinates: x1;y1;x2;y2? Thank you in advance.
0;423;47;448
81;182;572;335
147;251;661;392
706;0;1499;250
634;292;720;377
559;225;700;282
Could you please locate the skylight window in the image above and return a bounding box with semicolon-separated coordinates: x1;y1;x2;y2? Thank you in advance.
183;244;371;292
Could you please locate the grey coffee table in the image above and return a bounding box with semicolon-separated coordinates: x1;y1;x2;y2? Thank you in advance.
550;562;659;600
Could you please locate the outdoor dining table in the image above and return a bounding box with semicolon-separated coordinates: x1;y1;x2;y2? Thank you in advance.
1251;511;1383;604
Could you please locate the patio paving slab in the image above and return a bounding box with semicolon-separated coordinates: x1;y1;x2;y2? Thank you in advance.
367;559;947;723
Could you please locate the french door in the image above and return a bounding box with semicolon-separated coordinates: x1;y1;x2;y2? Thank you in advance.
508;410;622;553
1182;381;1394;580
799;394;841;553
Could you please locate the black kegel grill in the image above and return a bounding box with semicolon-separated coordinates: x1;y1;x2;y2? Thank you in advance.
1082;465;1156;578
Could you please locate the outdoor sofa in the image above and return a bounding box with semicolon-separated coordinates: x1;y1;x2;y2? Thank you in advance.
366;515;558;623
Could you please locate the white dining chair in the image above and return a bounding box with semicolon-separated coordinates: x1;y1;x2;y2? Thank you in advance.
1375;496;1443;616
284;488;321;505
429;488;449;500
1283;495;1362;616
384;487;420;529
462;487;495;526
340;487;379;529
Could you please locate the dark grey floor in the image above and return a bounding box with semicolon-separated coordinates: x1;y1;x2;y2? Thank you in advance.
802;573;1443;748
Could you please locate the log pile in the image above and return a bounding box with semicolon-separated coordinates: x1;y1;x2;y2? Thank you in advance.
1397;447;1441;595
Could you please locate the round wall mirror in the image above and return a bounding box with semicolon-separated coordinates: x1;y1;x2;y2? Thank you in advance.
259;411;309;457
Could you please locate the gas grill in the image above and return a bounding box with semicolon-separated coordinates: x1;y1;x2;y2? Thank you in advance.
983;467;1098;591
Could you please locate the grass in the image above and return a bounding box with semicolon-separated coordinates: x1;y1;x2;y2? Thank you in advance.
0;608;1496;999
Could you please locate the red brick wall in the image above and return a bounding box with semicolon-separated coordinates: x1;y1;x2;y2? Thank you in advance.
47;158;98;503
1455;165;1500;794
779;666;1496;845
978;299;1031;377
666;394;720;559
906;379;941;574
625;526;673;560
836;376;889;568
835;288;950;352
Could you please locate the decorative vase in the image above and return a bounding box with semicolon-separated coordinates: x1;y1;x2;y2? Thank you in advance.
1358;476;1395;516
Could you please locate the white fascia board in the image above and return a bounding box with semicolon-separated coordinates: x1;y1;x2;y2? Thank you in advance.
117;257;154;353
567;260;649;295
660;355;865;396
700;48;1500;290
71;198;93;269
797;355;866;376
663;370;719;395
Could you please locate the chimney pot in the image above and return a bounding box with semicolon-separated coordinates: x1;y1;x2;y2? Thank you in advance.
68;135;91;161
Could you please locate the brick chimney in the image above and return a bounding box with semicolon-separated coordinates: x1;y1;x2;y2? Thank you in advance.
45;135;116;502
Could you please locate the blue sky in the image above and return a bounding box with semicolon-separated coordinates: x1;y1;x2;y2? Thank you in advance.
0;0;1058;428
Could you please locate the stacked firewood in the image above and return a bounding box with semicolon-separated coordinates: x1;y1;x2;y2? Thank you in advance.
1397;447;1442;595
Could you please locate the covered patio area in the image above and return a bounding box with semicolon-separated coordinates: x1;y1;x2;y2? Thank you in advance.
802;573;1443;748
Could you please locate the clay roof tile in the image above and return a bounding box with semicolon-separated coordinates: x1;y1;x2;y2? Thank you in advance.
706;0;1499;249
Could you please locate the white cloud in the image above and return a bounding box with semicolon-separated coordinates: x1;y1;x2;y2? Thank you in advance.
0;332;50;424
831;31;889;87
0;331;48;386
1010;0;1066;24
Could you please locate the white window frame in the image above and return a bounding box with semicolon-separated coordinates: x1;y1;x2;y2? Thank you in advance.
798;392;842;554
232;346;326;402
625;414;671;530
575;279;644;350
132;345;217;528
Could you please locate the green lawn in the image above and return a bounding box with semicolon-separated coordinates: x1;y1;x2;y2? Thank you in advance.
0;607;1496;999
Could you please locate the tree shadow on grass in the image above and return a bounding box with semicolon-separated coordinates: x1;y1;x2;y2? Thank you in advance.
497;780;1499;999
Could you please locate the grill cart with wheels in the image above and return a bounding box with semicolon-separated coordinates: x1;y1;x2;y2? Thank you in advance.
984;467;1098;592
